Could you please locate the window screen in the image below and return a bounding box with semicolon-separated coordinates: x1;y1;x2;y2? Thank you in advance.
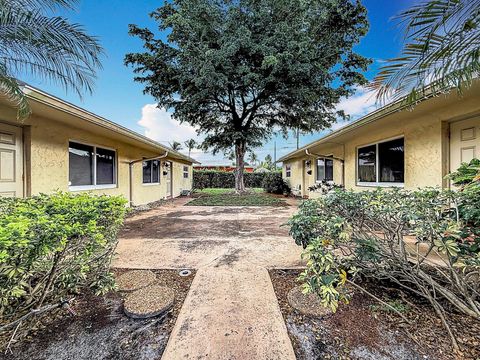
69;142;94;186
316;159;325;181
96;147;115;185
357;144;376;182
379;138;404;183
143;160;160;184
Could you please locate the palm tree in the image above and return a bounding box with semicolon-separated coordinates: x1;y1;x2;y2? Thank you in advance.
184;139;197;157
248;152;258;167
371;0;480;105
0;0;103;119
169;141;183;151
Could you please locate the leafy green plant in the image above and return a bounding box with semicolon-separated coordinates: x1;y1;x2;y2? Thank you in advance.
193;170;269;190
0;192;127;347
447;158;480;186
262;173;291;195
1;0;103;119
287;187;480;350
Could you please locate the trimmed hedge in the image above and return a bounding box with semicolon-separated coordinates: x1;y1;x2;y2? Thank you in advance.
193;170;278;189
262;172;291;194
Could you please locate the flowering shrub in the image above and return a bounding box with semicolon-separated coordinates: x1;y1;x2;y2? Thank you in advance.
287;185;480;349
0;192;127;346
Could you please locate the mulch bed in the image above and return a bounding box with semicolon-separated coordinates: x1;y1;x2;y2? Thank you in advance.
4;269;195;360
269;269;480;360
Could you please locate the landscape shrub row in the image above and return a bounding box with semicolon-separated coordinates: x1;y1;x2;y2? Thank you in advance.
0;192;127;347
193;170;280;189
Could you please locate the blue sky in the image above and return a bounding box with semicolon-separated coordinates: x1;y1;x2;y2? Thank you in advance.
22;0;417;164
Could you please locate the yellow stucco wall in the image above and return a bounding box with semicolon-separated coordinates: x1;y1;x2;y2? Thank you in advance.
0;109;192;206
282;85;480;197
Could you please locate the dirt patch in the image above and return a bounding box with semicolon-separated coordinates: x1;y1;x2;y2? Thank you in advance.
5;269;195;360
120;217;289;239
269;269;480;360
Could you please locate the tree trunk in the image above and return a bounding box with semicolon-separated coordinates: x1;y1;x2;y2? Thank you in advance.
234;140;246;193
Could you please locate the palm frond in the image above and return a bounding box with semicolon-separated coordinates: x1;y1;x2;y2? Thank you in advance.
0;0;102;118
371;0;480;105
0;64;31;119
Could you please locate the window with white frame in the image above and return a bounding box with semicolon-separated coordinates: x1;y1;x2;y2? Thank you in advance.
316;158;333;182
285;165;291;177
143;159;160;184
183;166;189;179
357;137;404;185
69;141;116;188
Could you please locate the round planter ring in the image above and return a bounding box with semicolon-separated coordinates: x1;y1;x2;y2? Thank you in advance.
116;270;157;292
124;285;175;319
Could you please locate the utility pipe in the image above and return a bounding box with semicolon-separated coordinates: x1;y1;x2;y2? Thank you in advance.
128;152;169;206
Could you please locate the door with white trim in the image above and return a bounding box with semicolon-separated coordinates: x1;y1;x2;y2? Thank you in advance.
165;161;172;198
0;123;23;197
450;117;480;174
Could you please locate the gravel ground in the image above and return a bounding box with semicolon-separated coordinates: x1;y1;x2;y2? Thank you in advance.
5;269;195;360
269;269;480;360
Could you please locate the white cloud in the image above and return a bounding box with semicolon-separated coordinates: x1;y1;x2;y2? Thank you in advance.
336;87;378;120
137;104;229;164
138;104;198;143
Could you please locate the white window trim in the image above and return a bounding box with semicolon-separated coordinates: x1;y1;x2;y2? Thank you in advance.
68;140;117;191
356;135;405;187
183;166;189;178
315;156;334;183
142;159;161;185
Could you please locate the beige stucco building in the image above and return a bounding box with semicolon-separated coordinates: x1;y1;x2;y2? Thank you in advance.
0;85;198;205
279;82;480;198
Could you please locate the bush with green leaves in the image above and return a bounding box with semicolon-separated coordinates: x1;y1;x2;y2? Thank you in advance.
0;192;127;346
262;172;291;194
193;170;270;190
287;186;480;350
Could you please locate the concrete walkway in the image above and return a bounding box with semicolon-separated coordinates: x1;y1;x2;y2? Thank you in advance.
113;197;304;360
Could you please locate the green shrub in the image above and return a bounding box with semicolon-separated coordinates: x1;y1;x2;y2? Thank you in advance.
193;170;269;189
262;172;291;194
287;187;480;348
447;158;480;185
0;192;127;345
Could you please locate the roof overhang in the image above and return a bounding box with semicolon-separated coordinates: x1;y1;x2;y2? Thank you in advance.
11;84;200;164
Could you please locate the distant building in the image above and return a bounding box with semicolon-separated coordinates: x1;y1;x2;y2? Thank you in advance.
194;165;255;173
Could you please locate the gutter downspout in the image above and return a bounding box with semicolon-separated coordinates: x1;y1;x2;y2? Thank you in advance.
128;152;169;206
305;149;345;186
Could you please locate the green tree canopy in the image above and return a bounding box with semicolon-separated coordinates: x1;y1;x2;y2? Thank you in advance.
126;0;370;191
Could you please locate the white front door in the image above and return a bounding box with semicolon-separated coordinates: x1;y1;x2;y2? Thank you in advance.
0;122;23;197
450;117;480;174
165;161;172;198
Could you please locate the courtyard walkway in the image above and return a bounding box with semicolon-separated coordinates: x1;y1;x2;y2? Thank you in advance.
113;197;304;360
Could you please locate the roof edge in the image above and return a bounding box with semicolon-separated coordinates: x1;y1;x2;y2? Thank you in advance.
20;84;200;164
278;91;437;163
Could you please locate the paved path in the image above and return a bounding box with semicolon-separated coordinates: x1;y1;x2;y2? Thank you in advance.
113;197;304;359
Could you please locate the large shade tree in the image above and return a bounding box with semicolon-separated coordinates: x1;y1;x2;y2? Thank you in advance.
0;0;103;118
125;0;370;191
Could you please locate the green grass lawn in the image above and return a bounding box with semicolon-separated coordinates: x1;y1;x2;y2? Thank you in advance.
188;188;286;206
